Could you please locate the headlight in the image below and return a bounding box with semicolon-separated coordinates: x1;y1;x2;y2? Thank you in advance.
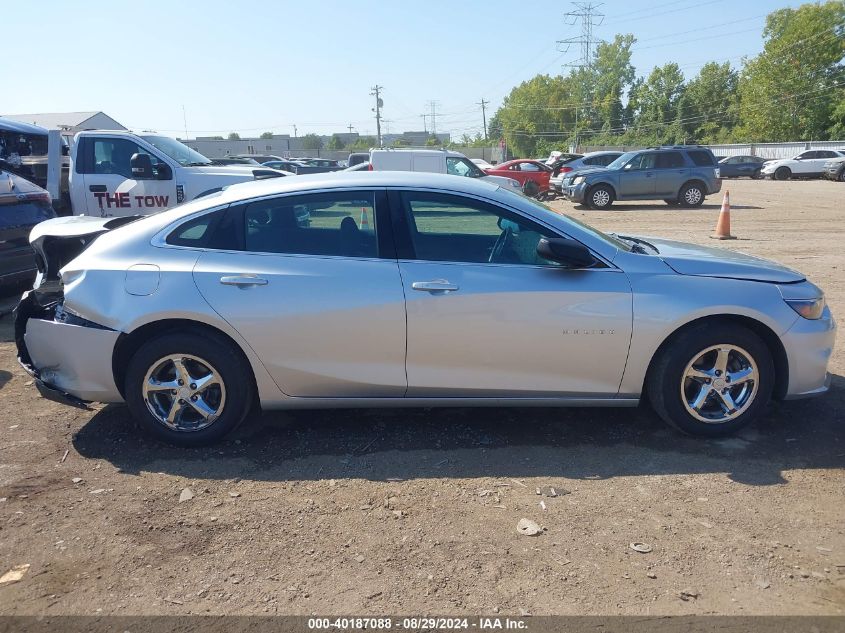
573;176;585;185
785;296;826;319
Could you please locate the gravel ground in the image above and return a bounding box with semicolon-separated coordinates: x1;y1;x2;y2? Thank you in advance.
0;178;843;616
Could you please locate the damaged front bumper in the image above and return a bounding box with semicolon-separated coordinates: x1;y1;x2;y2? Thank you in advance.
15;291;123;406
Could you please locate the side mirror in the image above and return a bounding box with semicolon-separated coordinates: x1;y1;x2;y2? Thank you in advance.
537;237;596;269
130;153;153;179
156;162;173;180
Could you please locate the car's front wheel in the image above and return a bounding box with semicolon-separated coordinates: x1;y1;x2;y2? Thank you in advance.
125;330;254;446
647;322;774;436
838;168;845;183
587;185;614;209
775;166;791;180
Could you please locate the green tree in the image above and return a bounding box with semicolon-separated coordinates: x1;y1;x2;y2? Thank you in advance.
260;131;274;139
326;134;346;150
301;133;323;150
349;135;377;150
828;89;845;138
737;1;845;141
629;63;686;143
425;135;443;146
227;132;240;140
682;62;739;142
591;34;637;133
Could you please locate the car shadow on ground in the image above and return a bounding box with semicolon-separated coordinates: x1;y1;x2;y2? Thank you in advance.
73;375;845;487
567;203;763;211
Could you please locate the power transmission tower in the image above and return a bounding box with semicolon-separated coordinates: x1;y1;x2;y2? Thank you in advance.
557;2;604;150
370;85;384;147
427;101;440;136
478;99;489;141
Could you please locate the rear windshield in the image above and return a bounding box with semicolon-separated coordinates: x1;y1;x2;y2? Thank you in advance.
687;150;715;166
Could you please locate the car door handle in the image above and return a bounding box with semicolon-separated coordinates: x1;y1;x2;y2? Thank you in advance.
89;185;107;192
411;280;459;293
220;275;268;287
645;172;654;177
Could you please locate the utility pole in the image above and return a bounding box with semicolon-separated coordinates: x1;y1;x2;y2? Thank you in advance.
557;2;604;151
292;124;298;138
478;99;489;141
370;85;384;147
347;123;355;134
420;113;428;133
427;101;439;136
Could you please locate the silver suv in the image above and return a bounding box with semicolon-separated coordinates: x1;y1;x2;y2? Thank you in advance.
567;146;722;209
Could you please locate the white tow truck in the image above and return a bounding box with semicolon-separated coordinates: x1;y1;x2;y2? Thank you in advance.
68;130;288;217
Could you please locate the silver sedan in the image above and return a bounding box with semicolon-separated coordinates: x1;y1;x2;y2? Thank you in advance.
16;172;835;446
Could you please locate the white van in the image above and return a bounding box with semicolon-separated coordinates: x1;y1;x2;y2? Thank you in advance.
369;149;522;193
69;131;290;217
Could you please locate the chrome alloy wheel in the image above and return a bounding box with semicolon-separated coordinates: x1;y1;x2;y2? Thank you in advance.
681;344;758;423
683;187;702;205
142;354;226;432
591;188;611;207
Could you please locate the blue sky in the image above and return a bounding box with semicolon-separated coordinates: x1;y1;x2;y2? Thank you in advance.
5;0;805;139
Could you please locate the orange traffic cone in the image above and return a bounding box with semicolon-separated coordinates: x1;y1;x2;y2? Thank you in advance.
360;207;370;230
711;190;736;240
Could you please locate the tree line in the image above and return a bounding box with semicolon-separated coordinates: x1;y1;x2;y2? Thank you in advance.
485;1;845;157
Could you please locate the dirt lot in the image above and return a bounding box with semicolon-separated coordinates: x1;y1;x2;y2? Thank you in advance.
0;178;843;616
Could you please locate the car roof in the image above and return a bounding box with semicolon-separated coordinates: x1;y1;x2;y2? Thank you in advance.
216;171;501;205
581;151;623;157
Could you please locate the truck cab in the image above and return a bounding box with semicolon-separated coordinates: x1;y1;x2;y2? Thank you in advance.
70;131;287;217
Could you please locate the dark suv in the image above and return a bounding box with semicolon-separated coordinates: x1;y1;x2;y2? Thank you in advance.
566;145;721;209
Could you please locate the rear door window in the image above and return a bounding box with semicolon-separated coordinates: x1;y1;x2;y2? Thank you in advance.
656;152;685;168
242;191;379;258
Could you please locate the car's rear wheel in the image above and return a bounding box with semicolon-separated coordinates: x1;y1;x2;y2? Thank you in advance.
125;331;254;446
751;169;762;180
838;168;845;183
679;182;705;207
647;322;774;436
522;180;540;198
775;166;791;180
587;185;614;209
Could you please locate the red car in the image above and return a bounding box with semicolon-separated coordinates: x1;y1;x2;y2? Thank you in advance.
484;159;552;195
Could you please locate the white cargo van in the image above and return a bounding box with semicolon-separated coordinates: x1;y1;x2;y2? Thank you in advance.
69;131;289;217
369;149;522;193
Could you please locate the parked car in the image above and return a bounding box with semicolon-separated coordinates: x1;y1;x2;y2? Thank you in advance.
369;149;523;193
823;155;845;182
209;157;261;166
567;146;722;209
232;155;284;165
471;158;494;170
717;155;766;179
16;172;834;446
544;151;582;166
760;150;845;180
549;152;623;194
483;159;552;196
1;170;55;288
347;152;371;168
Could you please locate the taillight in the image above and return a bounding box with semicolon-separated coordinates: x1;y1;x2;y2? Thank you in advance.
368;163;373;171
21;192;52;204
554;166;573;177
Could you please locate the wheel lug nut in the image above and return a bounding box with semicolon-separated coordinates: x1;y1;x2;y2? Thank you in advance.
722;388;728;394
191;395;198;401
178;399;185;404
705;378;711;384
171;389;177;395
190;383;197;390
178;379;184;386
715;370;722;376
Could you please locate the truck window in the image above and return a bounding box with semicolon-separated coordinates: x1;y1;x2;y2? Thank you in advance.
88;138;162;179
446;157;484;178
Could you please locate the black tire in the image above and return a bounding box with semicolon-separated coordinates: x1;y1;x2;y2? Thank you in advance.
647;321;774;437
751;169;762;180
838;168;845;183
522;180;540;198
774;166;791;181
587;184;614;209
678;182;705;207
125;330;254;446
663;199;679;206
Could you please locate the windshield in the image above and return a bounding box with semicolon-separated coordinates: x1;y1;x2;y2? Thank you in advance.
497;188;633;252
606;151;638;170
140;135;211;166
